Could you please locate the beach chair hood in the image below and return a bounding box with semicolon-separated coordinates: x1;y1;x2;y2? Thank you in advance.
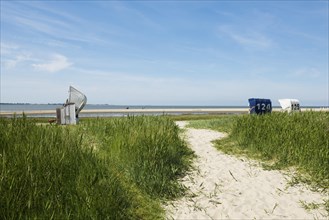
68;86;87;116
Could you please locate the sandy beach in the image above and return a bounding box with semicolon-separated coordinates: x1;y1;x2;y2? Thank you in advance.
165;121;327;219
0;108;248;116
0;107;328;117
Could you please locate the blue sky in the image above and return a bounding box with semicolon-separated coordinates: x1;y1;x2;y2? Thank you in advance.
1;1;328;106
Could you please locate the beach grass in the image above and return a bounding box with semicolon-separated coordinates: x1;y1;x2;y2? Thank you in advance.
164;113;237;121
186;115;235;133
80;116;194;198
188;112;329;190
187;112;328;214
231;112;328;187
0;115;193;219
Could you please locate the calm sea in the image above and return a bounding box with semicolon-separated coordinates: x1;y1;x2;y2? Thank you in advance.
0;104;325;118
0;104;247;117
0;104;248;112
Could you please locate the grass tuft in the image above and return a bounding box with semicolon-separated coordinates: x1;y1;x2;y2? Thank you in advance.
230;112;329;189
187;112;329;213
0;115;192;219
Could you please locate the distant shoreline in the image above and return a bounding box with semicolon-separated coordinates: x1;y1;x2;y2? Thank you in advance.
0;107;328;117
1;103;328;107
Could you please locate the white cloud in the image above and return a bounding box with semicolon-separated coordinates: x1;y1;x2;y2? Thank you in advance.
230;33;271;49
218;25;272;49
1;43;33;69
291;67;321;78
0;42;19;55
4;54;31;69
32;54;72;72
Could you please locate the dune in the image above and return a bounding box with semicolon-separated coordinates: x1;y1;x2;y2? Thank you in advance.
165;121;327;219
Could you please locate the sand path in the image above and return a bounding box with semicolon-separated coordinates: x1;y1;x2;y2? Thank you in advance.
165;121;327;219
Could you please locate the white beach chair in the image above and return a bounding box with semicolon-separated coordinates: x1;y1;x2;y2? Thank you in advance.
56;86;87;125
278;99;300;113
68;86;87;118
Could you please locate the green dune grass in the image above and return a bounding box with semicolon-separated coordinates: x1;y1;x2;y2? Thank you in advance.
0;116;193;219
188;112;328;213
230;112;329;187
188;112;329;190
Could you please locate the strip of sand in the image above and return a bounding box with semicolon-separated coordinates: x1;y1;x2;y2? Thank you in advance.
165;121;327;219
0;108;248;116
1;107;327;116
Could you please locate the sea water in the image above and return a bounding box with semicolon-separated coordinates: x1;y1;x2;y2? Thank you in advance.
1;103;325;118
0;104;248;117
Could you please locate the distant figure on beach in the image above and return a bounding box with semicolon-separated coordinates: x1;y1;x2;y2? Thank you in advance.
126;107;129;109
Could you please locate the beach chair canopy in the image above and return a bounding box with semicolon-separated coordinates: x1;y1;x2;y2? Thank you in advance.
68;86;87;116
248;98;272;114
278;99;300;112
